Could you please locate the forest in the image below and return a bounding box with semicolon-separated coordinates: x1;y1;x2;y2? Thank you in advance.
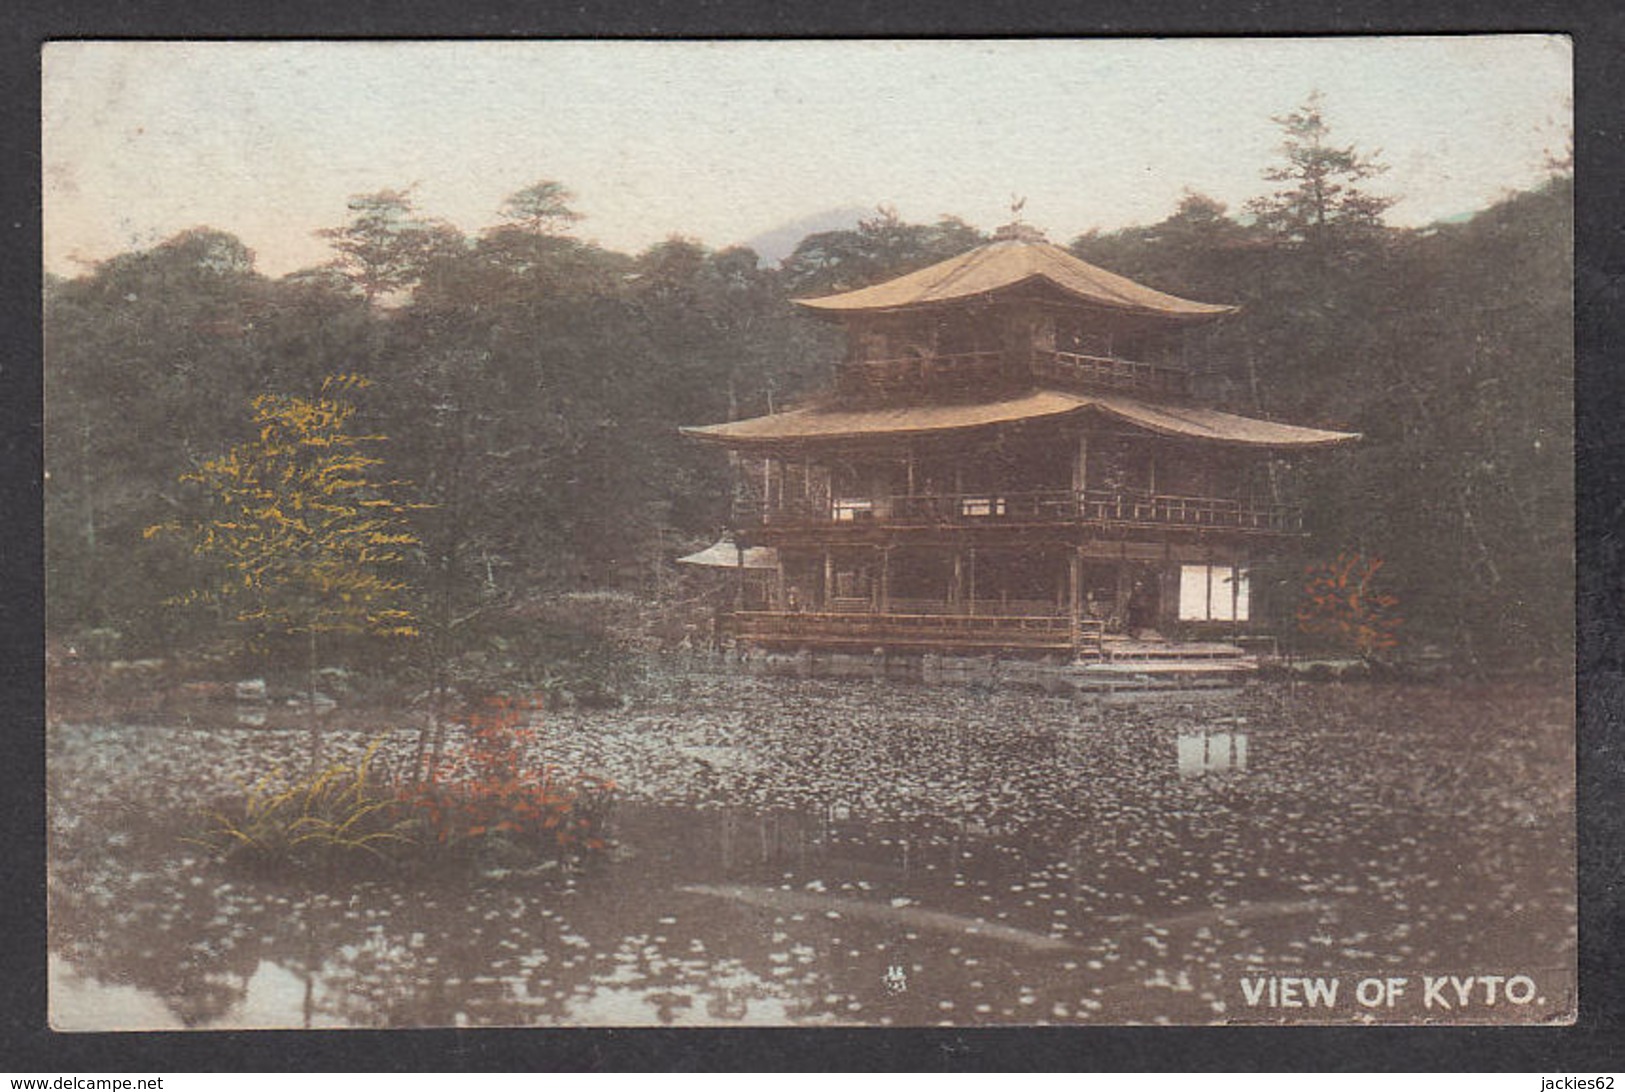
44;100;1574;691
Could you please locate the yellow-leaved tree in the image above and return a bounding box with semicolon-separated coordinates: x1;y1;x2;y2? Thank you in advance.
148;375;420;763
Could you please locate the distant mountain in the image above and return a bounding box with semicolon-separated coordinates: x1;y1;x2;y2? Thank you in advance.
739;205;873;267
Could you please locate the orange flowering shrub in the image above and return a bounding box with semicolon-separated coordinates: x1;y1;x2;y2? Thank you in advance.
398;695;614;859
1296;551;1403;658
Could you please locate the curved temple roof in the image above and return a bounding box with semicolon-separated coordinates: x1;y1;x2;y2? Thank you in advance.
794;232;1237;320
682;389;1359;449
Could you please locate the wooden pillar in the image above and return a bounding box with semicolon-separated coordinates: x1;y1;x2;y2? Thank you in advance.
1160;563;1179;631
824;549;835;610
1069;548;1083;622
1116;560;1133;631
879;545;892;613
951;550;964;611
968;546;978;616
1231;562;1242;631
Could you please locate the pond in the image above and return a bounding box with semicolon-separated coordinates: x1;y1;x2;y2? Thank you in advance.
47;673;1576;1027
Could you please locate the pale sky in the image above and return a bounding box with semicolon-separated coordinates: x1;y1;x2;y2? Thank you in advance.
43;37;1571;278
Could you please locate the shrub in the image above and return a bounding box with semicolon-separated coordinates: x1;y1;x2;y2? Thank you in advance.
399;695;615;863
1296;551;1403;659
193;740;415;874
190;698;615;878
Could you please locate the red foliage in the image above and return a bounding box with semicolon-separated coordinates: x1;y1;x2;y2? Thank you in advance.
397;694;615;856
1296;551;1404;658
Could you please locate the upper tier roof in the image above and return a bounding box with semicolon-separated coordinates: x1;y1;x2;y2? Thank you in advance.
793;224;1238;320
682;389;1359;449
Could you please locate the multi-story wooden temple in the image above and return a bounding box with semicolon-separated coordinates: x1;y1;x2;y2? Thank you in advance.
682;221;1357;667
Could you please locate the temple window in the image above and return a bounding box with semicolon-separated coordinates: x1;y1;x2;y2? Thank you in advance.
1178;564;1250;621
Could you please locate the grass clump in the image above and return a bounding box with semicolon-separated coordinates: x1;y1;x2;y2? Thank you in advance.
192;740;415;875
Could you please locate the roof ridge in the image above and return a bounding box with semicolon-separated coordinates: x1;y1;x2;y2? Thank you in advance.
793;233;1234;317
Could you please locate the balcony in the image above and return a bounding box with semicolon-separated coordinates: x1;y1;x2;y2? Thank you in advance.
736;489;1302;535
838;350;1010;397
837;348;1191;400
1030;349;1191;398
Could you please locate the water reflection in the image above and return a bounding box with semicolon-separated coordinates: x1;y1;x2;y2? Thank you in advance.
1176;730;1248;777
49;681;1575;1029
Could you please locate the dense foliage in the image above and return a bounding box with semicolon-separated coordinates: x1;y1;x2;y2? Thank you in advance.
1072;173;1572;664
192;707;615;878
45;104;1573;673
144;375;420;645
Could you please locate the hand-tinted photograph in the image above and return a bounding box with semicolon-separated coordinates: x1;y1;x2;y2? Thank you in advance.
43;37;1574;1028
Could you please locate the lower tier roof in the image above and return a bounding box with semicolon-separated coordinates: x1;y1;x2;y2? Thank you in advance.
682;389;1359;449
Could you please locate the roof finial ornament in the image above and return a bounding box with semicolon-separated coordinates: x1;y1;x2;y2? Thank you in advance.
995;196;1045;243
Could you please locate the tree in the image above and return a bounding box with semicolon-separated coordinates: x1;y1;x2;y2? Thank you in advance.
781;207;985;295
316;188;462;305
1246;91;1396;254
147;376;420;762
45;229;270;645
496;180;583;236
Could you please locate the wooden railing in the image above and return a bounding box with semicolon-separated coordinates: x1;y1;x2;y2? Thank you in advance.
840;350;1009;395
737;489;1301;534
836;348;1190;399
1076;490;1302;532
1031;349;1191;397
730;610;1105;653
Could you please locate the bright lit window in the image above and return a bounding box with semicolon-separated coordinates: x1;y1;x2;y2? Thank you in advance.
959;495;1007;517
832;499;873;521
1178;565;1250;621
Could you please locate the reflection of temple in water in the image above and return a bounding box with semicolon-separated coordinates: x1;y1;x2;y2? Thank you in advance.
1176;729;1248;776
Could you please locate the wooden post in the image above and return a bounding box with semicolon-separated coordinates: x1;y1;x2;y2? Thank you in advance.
1231;562;1241;632
1116;561;1133;631
1069;549;1082;622
868;550;880;612
880;545;892;613
968;546;978;616
951;549;964;611
824;549;835;610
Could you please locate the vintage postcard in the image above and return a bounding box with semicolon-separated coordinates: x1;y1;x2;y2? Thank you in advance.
43;37;1574;1029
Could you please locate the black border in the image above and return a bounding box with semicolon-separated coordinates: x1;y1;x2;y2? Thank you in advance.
7;0;1623;1073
